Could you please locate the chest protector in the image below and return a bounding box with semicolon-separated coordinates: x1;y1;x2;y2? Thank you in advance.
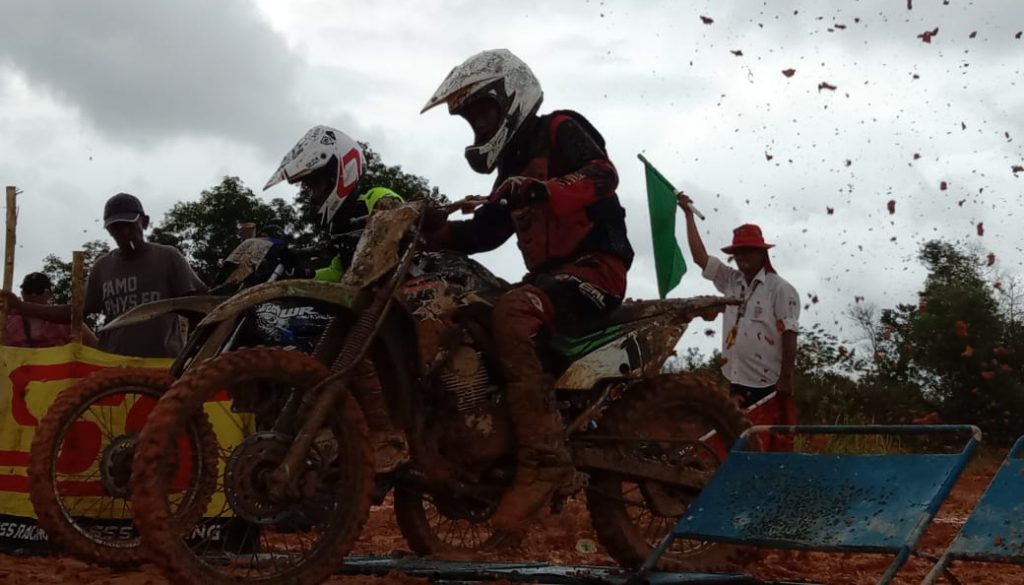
500;111;633;273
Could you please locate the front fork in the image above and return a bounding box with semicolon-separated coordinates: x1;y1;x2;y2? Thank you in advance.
268;314;351;437
266;287;396;501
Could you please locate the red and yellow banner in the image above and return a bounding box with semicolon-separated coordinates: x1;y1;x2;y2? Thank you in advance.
0;344;247;550
0;344;171;517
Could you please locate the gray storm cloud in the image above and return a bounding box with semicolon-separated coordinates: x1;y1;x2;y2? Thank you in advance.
0;0;315;152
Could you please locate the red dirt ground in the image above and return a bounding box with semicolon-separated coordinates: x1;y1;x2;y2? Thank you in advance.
0;463;1018;584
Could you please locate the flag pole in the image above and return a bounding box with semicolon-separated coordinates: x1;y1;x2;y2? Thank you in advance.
636;154;705;220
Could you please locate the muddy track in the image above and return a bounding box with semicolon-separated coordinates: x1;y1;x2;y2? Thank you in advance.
1;464;1022;583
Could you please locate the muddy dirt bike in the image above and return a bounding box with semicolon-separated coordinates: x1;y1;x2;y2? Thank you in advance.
128;199;750;585
26;234;344;567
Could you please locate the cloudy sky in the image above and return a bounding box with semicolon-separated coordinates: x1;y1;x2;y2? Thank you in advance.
0;0;1021;357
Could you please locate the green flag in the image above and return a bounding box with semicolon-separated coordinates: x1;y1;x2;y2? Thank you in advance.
638;154;687;298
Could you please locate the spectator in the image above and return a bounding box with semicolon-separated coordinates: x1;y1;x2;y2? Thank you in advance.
4;272;97;348
678;192;800;450
2;193;206;358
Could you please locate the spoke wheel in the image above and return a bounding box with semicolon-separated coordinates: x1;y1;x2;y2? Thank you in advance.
586;373;757;571
131;348;373;585
28;369;216;568
394;483;515;555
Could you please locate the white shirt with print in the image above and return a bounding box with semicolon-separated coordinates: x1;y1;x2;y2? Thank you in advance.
702;255;800;388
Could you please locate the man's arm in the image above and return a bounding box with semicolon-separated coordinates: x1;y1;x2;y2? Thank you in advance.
677;192;708;270
0;292;73;323
423;203;515;254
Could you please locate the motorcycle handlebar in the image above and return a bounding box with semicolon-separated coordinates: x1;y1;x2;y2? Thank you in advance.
445;195;489;215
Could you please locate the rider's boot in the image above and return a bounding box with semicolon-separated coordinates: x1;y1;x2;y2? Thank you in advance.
489;285;573;534
351;360;409;473
489;378;573;534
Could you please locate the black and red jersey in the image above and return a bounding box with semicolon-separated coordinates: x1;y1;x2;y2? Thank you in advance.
428;110;633;296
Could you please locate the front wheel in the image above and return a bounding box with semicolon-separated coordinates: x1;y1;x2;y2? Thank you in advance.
130;347;374;585
586;373;754;571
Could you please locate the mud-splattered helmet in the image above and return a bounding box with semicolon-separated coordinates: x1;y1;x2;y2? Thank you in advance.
421;49;543;174
264;125;365;229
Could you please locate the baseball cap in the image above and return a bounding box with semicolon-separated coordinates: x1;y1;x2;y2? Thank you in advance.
103;193;145;228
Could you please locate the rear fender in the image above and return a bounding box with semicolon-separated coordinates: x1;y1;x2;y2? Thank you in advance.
554;295;739;390
101;295;228;332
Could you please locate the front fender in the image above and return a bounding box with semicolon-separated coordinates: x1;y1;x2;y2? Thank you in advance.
101;295;228;332
196;279;357;328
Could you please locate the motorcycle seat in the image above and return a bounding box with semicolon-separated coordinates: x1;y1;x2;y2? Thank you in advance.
552;300;664;340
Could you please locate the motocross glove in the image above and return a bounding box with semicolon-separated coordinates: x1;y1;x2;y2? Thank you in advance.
489;176;548;209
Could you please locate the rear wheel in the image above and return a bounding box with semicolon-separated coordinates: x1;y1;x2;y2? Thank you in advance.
393;482;516;555
130;348;373;585
28;369;216;568
586;373;755;571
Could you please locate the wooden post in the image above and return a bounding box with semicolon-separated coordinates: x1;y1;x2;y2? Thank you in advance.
71;251;85;344
0;186;18;346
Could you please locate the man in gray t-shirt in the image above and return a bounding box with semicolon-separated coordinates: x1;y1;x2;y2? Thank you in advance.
3;193;206;358
86;239;205;357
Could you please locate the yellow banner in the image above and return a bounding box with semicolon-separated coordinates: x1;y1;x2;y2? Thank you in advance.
0;343;246;524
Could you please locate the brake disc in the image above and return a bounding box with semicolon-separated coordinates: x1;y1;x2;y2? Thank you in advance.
224;431;297;524
99;432;139;499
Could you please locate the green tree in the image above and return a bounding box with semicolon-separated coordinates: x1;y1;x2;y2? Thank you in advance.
152;144;449;285
149;176;300;285
903;240;1021;443
791;324;872;424
292;142;449;235
665;346;727;382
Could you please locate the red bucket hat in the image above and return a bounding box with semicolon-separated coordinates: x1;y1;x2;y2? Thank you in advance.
721;224;775;254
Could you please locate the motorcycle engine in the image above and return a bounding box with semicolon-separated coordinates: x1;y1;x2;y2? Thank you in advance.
432;345;513;467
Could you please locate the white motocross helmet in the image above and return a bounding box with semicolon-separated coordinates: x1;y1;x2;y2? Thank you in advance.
422;49;543;174
264;125;366;228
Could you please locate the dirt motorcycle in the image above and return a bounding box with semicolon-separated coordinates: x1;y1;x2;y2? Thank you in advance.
25;233;343;568
128;199;750;585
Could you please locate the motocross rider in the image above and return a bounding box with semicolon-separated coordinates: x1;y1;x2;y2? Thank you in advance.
264;125;407;471
313;187;405;283
421;49;634;532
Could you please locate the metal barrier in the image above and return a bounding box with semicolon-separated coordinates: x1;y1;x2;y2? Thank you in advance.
922;433;1024;584
635;425;982;585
